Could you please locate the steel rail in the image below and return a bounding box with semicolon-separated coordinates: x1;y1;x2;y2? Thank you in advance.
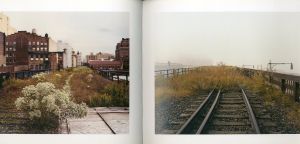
196;90;221;134
240;88;261;134
176;89;215;134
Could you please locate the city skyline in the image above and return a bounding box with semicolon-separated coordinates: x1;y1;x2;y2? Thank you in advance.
4;12;129;59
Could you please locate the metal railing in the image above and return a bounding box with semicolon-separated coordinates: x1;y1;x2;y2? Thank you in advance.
241;68;300;102
155;68;193;78
98;69;129;83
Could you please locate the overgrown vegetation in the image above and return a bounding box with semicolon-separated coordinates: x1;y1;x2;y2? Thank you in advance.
69;67;129;107
2;66;129;108
155;65;300;129
245;72;300;129
155;66;248;101
0;66;129;132
89;83;129;107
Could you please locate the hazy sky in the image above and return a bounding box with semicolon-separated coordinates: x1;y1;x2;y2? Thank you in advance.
152;12;300;75
5;12;129;59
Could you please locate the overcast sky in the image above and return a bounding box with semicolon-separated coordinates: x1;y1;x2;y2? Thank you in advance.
5;12;129;59
151;12;300;75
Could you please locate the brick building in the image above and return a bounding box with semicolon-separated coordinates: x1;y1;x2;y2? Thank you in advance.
115;38;129;70
86;52;96;62
5;29;50;71
0;32;5;66
88;38;129;70
49;52;64;71
86;52;114;62
88;60;121;70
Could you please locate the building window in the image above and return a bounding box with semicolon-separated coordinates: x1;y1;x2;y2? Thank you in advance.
45;58;48;61
33;47;36;51
13;48;16;51
41;43;43;45
45;43;47;45
9;48;12;51
33;42;35;45
37;42;39;45
5;48;8;51
6;42;8;45
29;41;31;45
13;42;16;45
37;47;39;51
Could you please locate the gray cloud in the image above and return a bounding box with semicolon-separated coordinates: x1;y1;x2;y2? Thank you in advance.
151;12;300;75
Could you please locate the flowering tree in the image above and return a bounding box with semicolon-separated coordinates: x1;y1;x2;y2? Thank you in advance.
15;82;87;128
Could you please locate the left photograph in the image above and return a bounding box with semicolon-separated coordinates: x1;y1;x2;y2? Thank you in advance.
0;12;129;134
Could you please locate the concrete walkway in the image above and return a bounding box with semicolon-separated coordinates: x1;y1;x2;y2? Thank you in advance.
60;107;129;134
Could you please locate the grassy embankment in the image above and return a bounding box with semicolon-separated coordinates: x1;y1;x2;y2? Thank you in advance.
1;66;129;108
155;66;300;128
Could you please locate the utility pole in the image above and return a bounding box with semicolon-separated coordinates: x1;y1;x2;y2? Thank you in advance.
267;60;293;83
268;60;293;72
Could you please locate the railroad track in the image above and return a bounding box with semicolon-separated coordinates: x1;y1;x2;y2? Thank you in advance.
176;87;262;134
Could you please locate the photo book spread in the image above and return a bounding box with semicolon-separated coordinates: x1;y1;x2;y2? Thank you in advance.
0;0;300;144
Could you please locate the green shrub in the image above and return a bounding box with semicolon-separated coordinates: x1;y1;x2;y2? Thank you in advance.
104;83;129;107
89;83;129;107
89;94;112;107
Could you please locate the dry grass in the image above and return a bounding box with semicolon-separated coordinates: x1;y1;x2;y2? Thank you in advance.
68;66;129;107
69;67;111;104
155;66;249;101
1;66;129;108
245;72;300;128
0;70;72;109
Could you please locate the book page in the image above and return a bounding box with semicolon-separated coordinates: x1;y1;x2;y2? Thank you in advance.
0;0;142;144
143;0;300;144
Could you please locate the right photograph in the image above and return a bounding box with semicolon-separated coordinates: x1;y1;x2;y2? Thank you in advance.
155;12;300;134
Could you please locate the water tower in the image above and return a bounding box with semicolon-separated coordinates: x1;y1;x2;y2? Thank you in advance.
32;28;37;34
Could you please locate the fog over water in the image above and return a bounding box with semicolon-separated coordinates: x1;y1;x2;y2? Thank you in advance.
152;12;300;75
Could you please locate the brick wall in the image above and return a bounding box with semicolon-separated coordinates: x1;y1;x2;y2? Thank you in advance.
0;32;5;65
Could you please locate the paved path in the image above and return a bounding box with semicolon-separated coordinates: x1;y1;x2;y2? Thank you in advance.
60;107;129;134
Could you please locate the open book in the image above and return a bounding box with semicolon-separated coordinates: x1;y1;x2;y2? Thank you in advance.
0;0;300;144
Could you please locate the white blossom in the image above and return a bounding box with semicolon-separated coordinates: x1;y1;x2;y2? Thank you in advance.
29;110;41;119
32;72;47;81
15;79;87;125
